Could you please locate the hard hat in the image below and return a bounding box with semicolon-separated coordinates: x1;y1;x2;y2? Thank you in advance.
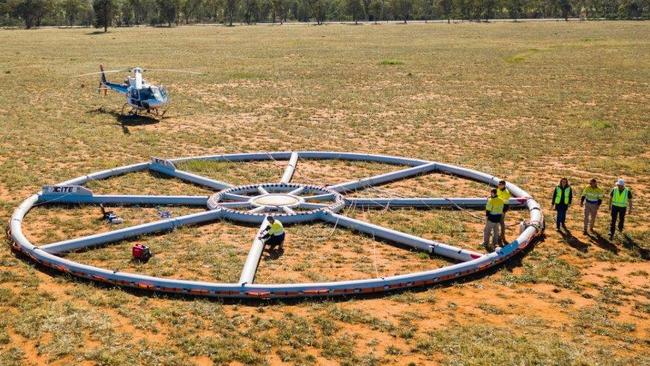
616;178;625;186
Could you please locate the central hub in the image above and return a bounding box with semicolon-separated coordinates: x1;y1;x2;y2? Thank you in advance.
251;194;301;208
207;183;345;223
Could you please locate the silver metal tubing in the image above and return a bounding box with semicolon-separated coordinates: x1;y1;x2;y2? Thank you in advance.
238;219;269;284
328;162;437;193
281;152;299;183
40;210;222;254
321;211;484;262
346;197;528;209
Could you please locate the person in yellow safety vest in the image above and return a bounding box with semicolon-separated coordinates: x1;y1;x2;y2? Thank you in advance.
551;178;573;231
496;180;511;244
609;179;633;240
580;178;604;234
260;216;285;251
483;188;504;251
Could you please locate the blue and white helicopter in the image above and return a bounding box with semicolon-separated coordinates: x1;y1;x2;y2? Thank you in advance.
79;65;200;117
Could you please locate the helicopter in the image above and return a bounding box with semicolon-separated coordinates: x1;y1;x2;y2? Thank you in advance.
78;65;201;117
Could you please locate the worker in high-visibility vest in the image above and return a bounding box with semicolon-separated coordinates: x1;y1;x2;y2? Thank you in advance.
580;178;604;234
496;180;511;244
609;179;633;240
483;188;504;251
259;216;285;251
551;178;572;231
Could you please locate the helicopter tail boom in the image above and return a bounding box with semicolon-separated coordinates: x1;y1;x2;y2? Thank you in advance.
98;65;128;95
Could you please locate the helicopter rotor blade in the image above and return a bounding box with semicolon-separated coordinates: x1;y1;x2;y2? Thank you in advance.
142;68;203;75
76;68;132;77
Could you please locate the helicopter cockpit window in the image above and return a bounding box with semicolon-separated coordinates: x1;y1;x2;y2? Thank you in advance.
151;86;164;101
139;88;153;100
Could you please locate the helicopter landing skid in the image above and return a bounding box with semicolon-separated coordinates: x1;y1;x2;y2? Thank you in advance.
120;104;166;119
151;107;168;118
121;103;140;116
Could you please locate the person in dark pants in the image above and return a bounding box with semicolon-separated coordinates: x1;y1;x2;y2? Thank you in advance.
609;179;633;240
551;178;572;231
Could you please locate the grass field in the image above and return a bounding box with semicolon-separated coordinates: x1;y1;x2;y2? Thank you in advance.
1;22;649;365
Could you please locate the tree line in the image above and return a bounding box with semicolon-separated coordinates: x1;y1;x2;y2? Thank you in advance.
1;0;648;29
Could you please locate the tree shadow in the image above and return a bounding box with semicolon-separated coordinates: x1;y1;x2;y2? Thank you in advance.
587;231;619;254
622;234;649;260
86;30;109;35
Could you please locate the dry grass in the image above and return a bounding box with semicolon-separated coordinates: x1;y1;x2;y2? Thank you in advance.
0;22;649;365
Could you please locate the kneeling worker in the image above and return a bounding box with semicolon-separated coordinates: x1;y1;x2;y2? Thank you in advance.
483;188;504;251
260;216;285;251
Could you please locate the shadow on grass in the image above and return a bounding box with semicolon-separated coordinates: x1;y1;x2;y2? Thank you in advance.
587;231;619;254
86;107;193;135
622;234;649;260
263;246;284;260
559;228;590;253
87;107;159;134
86;107;160;127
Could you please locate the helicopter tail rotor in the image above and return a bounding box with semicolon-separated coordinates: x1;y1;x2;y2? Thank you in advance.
99;64;108;84
97;65;109;95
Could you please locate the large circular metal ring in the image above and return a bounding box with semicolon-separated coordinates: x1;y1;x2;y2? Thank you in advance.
8;151;543;299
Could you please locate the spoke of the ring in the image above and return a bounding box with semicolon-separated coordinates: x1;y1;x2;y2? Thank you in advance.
37;194;209;206
300;202;328;210
149;164;233;191
257;186;270;195
328;162;437;193
345;197;527;209
248;206;266;213
222;192;251;201
320;211;483;262
219;201;252;208
282;206;296;214
303;193;335;201
39;210;222;254
239;219;268;284
288;187;305;196
280;152;299;184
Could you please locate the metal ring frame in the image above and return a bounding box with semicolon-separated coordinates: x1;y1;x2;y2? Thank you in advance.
8;151;543;299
